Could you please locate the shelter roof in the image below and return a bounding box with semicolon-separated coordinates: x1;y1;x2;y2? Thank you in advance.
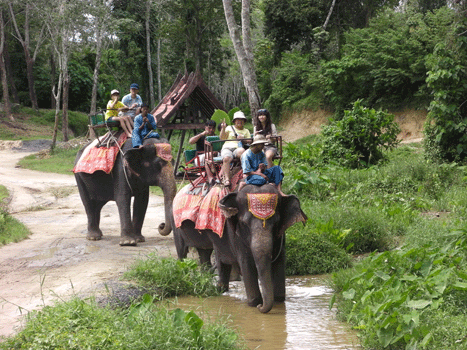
151;71;225;127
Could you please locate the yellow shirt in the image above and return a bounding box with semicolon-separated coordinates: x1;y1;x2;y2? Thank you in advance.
105;100;125;120
222;125;251;149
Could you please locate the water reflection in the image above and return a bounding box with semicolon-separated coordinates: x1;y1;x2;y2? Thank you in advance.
172;276;360;350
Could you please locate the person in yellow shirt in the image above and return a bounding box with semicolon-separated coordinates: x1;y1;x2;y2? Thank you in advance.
219;111;251;187
105;89;133;137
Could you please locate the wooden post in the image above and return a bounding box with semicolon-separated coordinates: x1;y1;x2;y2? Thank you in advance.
174;129;186;176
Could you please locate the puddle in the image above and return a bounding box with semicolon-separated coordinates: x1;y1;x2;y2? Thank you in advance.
171;276;361;349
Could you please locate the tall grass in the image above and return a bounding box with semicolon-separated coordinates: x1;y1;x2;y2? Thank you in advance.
0;185;31;245
0;296;244;350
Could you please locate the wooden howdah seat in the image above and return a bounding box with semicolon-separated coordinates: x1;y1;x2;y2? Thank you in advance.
88;110;123;145
202;135;283;184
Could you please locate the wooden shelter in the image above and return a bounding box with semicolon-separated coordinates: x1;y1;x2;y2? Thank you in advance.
151;71;226;175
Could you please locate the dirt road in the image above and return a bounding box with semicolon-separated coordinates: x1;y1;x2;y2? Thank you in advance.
0;145;178;338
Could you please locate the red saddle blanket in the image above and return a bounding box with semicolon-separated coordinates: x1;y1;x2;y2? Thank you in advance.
73;133;127;174
173;183;229;236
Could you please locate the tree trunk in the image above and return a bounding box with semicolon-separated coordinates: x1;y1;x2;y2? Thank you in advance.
90;25;103;116
222;0;261;115
0;53;12;121
323;0;337;30
50;53;56;110
9;4;40;110
0;10;13;121
51;72;62;151
62;71;69;141
3;39;19;104
146;0;155;108
157;38;161;101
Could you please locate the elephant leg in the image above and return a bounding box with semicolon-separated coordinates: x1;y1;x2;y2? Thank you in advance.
229;262;242;281
132;189;149;243
76;175;105;240
216;258;232;293
272;237;286;302
116;195;137;246
173;227;189;260
197;248;213;268
237;252;263;307
85;200;106;240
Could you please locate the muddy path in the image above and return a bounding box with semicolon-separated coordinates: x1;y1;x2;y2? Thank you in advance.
0;145;179;338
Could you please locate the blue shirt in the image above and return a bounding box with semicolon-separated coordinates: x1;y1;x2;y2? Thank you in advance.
132;113;159;148
121;94;143;118
241;148;267;174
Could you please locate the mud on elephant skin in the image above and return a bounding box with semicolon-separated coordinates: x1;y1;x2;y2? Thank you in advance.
175;183;307;313
74;137;177;246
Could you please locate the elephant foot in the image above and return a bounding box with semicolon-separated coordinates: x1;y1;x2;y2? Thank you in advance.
217;282;229;293
86;232;103;241
119;236;137;246
247;297;262;308
135;235;145;243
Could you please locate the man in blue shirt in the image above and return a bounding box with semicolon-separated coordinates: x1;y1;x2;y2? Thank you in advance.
122;83;143;119
132;103;160;148
239;134;285;195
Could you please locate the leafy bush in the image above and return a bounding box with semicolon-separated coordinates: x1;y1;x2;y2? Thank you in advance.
124;255;221;298
331;229;467;349
424;37;467;162
286;224;352;276
320;100;400;168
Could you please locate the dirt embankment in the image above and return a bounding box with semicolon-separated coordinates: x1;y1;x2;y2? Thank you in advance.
278;108;427;143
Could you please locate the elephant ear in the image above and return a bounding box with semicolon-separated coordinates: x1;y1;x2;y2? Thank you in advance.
123;147;144;177
218;192;239;218
278;194;308;237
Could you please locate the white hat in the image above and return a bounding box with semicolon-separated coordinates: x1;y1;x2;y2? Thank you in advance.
232;111;247;121
111;89;120;95
251;134;268;146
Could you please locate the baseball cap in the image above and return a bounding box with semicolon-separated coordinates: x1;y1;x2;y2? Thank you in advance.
110;89;119;95
130;83;139;89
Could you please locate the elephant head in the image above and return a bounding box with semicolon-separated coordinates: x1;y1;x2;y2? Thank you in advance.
218;184;307;313
123;139;177;236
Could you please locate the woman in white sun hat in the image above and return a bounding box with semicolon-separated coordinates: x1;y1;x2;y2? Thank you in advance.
219;110;251;188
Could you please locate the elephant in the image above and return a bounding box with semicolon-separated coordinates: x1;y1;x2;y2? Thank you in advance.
74;137;177;246
174;183;307;313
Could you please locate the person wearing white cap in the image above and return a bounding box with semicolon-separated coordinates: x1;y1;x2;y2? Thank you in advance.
105;89;133;137
238;134;285;195
219;110;251;188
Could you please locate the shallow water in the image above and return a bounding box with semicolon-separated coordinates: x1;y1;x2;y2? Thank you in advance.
171;276;361;349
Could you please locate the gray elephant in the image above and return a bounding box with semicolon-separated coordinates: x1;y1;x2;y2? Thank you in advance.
74;137;177;246
174;183;307;313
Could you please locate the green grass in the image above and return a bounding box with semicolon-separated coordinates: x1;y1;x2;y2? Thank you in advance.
123;255;221;298
18;147;79;175
0;185;31;246
0;296;245;350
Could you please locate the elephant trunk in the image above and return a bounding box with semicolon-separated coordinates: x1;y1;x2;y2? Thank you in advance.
252;232;275;314
158;164;177;236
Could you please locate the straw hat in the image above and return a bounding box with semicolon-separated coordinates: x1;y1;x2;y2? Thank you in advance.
251;134;268;146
